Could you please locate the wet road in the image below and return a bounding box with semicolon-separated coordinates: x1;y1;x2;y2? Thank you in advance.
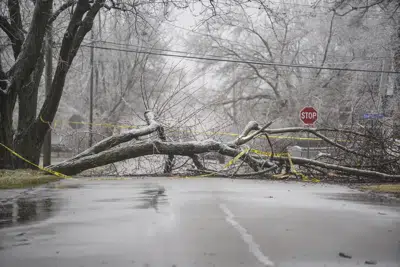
0;178;399;267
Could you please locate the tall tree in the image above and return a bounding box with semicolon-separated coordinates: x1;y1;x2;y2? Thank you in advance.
184;0;398;130
326;0;400;135
1;0;219;169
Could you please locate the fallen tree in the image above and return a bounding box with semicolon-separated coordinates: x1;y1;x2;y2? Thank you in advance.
48;111;400;181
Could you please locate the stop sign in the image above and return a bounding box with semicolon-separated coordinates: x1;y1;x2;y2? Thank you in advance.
300;107;318;125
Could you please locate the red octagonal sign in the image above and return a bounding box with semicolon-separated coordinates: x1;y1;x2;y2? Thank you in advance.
300;106;318;125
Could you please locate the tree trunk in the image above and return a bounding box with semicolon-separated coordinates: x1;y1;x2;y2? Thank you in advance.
13;49;45;168
393;16;400;139
157;127;175;173
49;140;266;175
143;112;175;173
0;94;15;169
0;59;13;168
11;0;103;168
0;0;52;169
41;111;399;181
43;13;53;167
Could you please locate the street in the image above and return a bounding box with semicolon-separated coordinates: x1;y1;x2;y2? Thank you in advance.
0;178;399;267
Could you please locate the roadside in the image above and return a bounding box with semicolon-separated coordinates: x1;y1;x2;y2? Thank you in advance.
359;184;400;199
0;170;61;189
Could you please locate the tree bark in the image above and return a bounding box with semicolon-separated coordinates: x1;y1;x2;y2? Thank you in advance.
6;0;53;96
0;60;14;168
190;154;206;170
11;0;104;167
2;0;23;59
143;112;175;173
70;110;160;161
392;15;400;138
12;48;46;168
0;93;14;168
0;0;53;169
43;11;53;167
39;110;398;181
49;140;269;175
156;126;175;173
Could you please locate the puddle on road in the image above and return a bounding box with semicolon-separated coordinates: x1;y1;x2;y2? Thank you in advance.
133;188;168;212
320;192;400;207
0;193;61;229
93;186;169;212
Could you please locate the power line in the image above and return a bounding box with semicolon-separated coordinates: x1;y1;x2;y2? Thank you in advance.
80;44;400;74
94;27;390;61
84;39;388;65
82;40;242;61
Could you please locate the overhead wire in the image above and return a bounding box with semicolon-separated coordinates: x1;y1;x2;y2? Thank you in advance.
85;37;392;62
79;43;400;74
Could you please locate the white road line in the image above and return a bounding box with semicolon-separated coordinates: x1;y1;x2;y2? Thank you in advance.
219;203;275;267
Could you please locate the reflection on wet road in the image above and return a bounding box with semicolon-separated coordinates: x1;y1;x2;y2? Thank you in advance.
0;190;60;228
0;178;399;267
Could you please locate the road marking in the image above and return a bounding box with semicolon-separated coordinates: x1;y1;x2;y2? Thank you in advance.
219;203;275;267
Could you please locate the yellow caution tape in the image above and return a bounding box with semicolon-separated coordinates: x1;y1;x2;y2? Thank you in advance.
69;121;139;129
168;129;324;141
287;153;320;183
250;149;289;157
224;148;250;168
0;143;71;179
178;147;320;183
40;117;329;141
40;117;140;130
0;138;320;183
249;149;319;182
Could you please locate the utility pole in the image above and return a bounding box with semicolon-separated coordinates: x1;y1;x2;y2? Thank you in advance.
89;28;94;147
95;12;101;96
232;83;237;124
393;19;400;139
43;6;52;167
378;55;390;114
232;68;237;129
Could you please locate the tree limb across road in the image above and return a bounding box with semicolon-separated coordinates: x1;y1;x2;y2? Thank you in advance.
48;111;400;181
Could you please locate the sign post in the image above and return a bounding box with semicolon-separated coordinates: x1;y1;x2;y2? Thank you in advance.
363;113;384;135
300;107;318;158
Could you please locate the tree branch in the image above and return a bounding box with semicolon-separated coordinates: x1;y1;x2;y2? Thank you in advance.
276;155;400;180
333;0;386;16
0;16;23;58
49;139;272;175
33;0;103;145
7;0;24;59
69;110;160;161
231;121;275;146
261;127;374;158
6;0;53;95
316;13;335;77
215;94;275;105
48;0;77;25
190;154;206;170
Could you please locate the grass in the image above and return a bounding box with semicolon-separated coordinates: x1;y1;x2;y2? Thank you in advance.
0;169;62;189
361;184;400;194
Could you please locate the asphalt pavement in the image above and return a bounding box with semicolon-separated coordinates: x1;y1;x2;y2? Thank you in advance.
0;178;399;267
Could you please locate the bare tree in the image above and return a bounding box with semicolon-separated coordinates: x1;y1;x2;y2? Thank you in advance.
0;0;217;169
45;110;400;182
